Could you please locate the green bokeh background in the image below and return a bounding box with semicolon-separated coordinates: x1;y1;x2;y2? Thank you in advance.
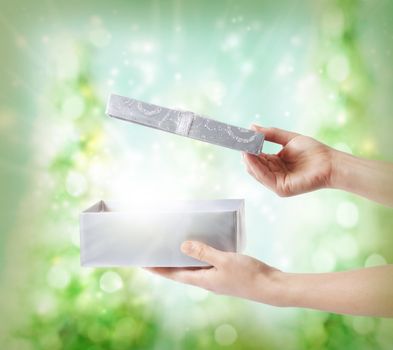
1;0;393;349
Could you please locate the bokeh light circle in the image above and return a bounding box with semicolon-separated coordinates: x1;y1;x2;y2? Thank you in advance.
99;271;123;293
214;323;238;346
353;317;375;335
365;253;387;267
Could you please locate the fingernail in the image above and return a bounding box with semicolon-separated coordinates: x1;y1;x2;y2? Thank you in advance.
181;241;194;254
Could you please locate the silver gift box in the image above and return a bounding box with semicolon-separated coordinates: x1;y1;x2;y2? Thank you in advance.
106;94;264;155
80;199;246;267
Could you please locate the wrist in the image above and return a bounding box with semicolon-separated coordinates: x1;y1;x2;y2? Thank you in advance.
259;269;292;307
262;271;312;308
328;149;354;190
271;272;307;308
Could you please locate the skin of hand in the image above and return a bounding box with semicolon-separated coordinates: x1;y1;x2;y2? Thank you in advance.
147;126;393;316
244;124;393;206
147;241;393;317
243;125;335;197
146;240;283;305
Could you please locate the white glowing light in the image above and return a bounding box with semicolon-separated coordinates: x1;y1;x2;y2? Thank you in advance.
215;324;238;346
47;265;71;289
241;61;254;75
268;214;277;222
222;34;240;50
295;73;320;104
277;256;290;270
137;61;156;85
337;111;347;125
328;92;337;100
99;271;123;293
336;201;359;228
152;142;160;151
205;81;226;105
129;40;156;54
327;54;350;82
214;184;221;191
142;41;156;53
66;171;87;197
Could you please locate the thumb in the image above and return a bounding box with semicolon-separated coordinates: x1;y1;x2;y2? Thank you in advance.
251;124;299;146
181;241;225;266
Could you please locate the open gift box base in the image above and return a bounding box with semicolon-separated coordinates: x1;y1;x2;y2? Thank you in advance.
80;199;245;267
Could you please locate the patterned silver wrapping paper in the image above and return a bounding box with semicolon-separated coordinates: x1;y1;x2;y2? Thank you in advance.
106;93;264;154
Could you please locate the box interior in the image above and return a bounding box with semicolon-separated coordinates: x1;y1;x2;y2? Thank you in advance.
83;199;244;213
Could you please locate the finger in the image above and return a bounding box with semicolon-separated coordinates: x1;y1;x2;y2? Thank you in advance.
243;153;276;190
181;241;225;266
242;152;258;178
251;125;298;146
144;267;209;286
245;163;257;179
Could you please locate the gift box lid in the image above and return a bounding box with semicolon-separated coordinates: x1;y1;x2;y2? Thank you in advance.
106;93;264;155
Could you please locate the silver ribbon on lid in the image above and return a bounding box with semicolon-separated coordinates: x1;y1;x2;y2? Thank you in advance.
106;93;264;154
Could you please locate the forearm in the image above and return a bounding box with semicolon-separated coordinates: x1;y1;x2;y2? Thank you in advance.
274;265;393;317
330;150;393;207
